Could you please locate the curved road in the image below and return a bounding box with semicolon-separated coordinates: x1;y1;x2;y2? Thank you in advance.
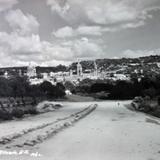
1;101;160;160
37;101;160;160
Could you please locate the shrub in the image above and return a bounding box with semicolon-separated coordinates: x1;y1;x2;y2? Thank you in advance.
0;110;13;120
28;107;38;115
157;96;160;105
133;96;144;103
143;96;151;101
131;102;139;110
12;108;24;118
143;103;152;113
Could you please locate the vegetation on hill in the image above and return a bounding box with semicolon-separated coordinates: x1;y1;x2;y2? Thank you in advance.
0;55;160;75
69;55;160;71
0;65;68;76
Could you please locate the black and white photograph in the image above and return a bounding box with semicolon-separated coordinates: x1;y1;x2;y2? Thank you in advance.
0;0;160;159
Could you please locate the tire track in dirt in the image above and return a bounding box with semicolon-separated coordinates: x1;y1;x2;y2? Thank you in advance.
1;104;97;149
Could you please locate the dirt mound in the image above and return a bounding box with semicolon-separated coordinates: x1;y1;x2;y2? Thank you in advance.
36;101;63;113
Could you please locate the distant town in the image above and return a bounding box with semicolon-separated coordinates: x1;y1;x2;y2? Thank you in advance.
0;55;160;85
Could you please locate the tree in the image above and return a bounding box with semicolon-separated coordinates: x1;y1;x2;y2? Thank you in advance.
9;76;29;98
157;96;160;105
143;87;156;99
90;83;112;93
64;81;75;93
39;81;54;98
55;83;66;98
39;81;65;99
0;77;12;97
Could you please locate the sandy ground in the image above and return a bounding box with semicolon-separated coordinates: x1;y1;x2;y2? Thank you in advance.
0;102;91;139
1;101;160;160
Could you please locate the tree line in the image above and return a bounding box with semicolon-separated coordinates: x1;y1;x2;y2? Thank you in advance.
66;74;160;100
0;76;66;99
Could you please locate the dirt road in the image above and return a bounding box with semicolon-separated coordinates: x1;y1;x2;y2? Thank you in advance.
1;101;160;160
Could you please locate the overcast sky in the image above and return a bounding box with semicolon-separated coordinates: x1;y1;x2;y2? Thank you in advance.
0;0;160;67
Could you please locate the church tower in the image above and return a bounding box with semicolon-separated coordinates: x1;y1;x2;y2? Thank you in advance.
94;61;98;77
77;60;83;77
27;63;37;78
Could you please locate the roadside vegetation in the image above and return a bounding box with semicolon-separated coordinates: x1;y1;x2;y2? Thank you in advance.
0;76;65;120
130;96;160;118
64;74;160;118
1;71;160;120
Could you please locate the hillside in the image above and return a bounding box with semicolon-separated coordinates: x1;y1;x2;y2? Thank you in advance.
0;55;160;75
69;55;160;71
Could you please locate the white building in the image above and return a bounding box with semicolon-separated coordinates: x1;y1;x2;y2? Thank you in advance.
27;64;37;78
4;71;8;79
77;61;83;77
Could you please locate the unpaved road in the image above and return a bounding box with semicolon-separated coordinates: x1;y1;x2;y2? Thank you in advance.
1;101;160;160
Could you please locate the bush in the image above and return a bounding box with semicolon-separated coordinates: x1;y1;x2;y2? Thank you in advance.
133;96;144;103
143;96;151;101
143;103;152;113
0;110;13;120
143;88;156;98
12;108;24;118
39;81;65;99
157;96;160;105
28;107;38;115
131;102;139;110
64;81;75;93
